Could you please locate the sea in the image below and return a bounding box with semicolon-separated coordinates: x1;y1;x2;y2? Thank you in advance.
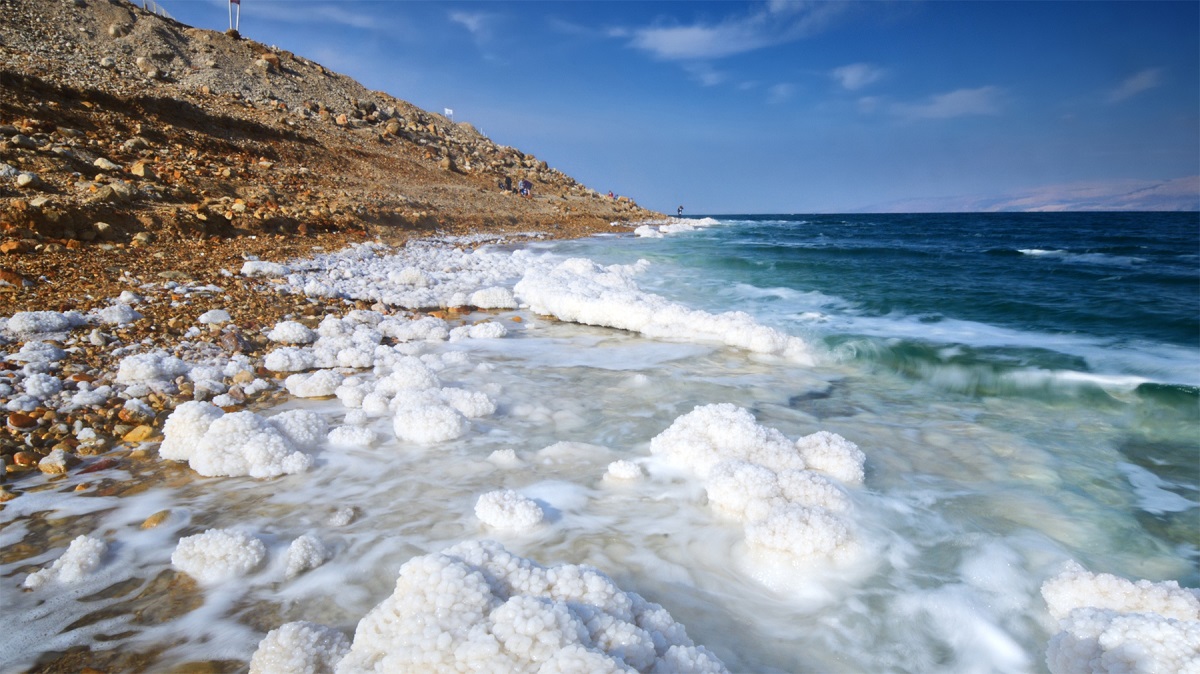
2;211;1197;673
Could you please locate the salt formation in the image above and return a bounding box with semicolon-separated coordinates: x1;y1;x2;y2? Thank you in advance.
514;258;814;363
4;310;86;336
171;528;266;584
324;540;728;673
250;621;351;674
160;401;324;477
649;404;865;565
604;460;644;482
285;535;330;579
1040;561;1200;674
23;535;107;589
475;489;545;531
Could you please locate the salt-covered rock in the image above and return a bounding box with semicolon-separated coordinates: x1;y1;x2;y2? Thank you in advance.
24;535;107;589
332;540;729;673
93;303;143;326
285;535;330;579
241;260;289;277
268;320;318;344
198;309;232;324
475;489;544;531
159;402;319;478
264;346;317;372
171;528;266;584
604;460;644;482
1041;561;1200;674
116;351;190;386
285;370;343;398
6;310;85;336
250;621;350;674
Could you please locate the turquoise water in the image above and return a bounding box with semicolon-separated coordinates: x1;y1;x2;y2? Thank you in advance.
554;212;1200;580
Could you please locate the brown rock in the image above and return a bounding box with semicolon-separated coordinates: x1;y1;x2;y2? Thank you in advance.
130;161;156;180
141;509;171;529
0;240;30;255
7;412;37;430
12;451;38;466
122;424;156;443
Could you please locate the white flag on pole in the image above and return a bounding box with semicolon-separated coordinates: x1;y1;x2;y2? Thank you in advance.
444;108;454;119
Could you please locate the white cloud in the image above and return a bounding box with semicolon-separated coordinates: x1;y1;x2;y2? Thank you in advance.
684;63;727;87
768;83;795;103
627;1;849;60
891;86;1004;120
450;11;493;39
1107;68;1162;103
831;63;884;90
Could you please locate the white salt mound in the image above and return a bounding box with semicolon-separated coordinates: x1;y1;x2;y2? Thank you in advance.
159;401;319;478
241;260;289;277
268;320;318;344
649;404;866;566
198;309;232;324
285;534;330;580
1040;561;1200;674
94;303;142;326
6;310;84;336
116;351;190;385
250;621;350;674
604;460;644;482
171;528;265;584
24;535;107;589
475;489;544;531
332;540;729;673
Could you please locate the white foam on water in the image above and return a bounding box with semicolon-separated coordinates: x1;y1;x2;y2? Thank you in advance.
2;237;1195;674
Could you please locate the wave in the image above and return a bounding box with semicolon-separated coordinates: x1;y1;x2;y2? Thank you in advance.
1017;249;1148;267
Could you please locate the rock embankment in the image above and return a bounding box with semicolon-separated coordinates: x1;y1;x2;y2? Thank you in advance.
0;0;663;500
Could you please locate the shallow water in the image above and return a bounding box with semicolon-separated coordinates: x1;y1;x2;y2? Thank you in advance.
2;214;1197;673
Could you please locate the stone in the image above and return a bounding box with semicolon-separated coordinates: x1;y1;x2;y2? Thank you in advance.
94;221;114;239
439;156;455;172
135;57;159;78
10;134;37;149
262;53;281;68
12;451;38;467
108;23;131;38
130;161;155;180
122;424;156;443
8;412;37;430
141;510;171;529
123;137;151;152
94;157;121;171
1;239;30;254
99;57;116;69
15;173;39;189
38;448;80;475
132;231;154;246
334;113;349;126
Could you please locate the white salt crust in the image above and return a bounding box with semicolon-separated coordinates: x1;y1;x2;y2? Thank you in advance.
649;403;866;565
1040;561;1200;674
250;621;351;674
317;540;729;673
24;535;107;589
159;401;323;478
171;528;266;585
475;490;544;531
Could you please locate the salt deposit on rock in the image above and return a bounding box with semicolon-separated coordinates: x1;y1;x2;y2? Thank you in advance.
159;401;322;478
92;302;143;326
268;320;318;344
241;260;289;277
198;309;232;324
5;310;86;336
330;540;728;673
285;534;330;579
475;489;544;531
24;535;107;589
1040;561;1200;674
116;350;190;386
285;370;343;397
327;424;376;447
514;258;814;363
649;404;866;566
172;528;266;584
250;621;350;674
604;460;644;482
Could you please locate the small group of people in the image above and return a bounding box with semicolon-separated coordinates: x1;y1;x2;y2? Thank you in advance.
498;176;534;198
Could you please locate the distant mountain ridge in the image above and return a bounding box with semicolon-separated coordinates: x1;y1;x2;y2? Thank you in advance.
864;176;1199;213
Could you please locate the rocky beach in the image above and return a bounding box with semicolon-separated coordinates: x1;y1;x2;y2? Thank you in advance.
0;0;660;500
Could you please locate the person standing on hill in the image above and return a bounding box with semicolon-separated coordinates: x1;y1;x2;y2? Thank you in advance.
677;205;684;217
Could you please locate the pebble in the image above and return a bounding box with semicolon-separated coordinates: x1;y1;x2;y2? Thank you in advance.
141;509;171;529
93;157;122;171
38;448;79;475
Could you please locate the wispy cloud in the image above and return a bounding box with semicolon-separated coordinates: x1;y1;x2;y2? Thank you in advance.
768;83;795;104
830;63;884;90
627;1;849;61
1107;68;1162;103
209;0;380;30
683;63;727;87
891;86;1004;120
450;11;495;40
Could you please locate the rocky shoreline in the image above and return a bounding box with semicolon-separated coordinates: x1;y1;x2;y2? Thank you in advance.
1;0;662;501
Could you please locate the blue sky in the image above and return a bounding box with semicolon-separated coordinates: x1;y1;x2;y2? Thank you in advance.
157;1;1199;213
